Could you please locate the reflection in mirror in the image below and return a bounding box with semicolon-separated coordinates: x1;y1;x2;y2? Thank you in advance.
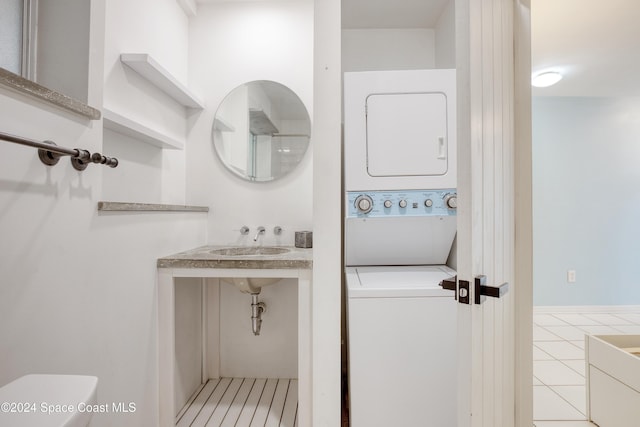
212;81;311;182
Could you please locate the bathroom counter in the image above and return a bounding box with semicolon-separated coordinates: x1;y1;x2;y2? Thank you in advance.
157;245;312;269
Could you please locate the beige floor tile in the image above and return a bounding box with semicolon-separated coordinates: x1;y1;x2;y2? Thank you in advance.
534;326;564;342
562;360;586;377
582;313;632;325
535;341;584;361
552;314;601;326
569;340;585;350
543;325;587;341
532;308;640;425
550;385;587;415
578;325;624;335
534;314;570;326
534;360;584;386
533;386;585;421
534;345;554;361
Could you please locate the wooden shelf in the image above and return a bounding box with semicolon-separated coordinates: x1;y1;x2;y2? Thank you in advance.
120;53;204;109
103;108;184;150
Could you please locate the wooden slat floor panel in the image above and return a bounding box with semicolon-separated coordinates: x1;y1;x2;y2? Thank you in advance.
176;378;298;427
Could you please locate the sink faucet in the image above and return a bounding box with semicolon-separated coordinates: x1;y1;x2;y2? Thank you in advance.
253;226;265;242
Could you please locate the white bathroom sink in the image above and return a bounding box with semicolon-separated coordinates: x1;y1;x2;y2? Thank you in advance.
209;246;290;256
227;277;280;293
205;246;292;293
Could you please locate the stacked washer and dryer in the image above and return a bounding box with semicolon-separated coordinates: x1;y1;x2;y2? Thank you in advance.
344;69;458;426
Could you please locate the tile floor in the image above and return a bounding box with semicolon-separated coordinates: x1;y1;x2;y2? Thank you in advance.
532;307;640;427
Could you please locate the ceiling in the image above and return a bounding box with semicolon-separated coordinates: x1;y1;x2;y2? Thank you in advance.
342;0;640;97
532;0;640;97
195;0;449;28
194;0;640;97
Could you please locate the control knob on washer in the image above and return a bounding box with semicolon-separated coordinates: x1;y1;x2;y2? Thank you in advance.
355;195;374;214
383;200;392;209
445;194;458;209
424;199;433;208
399;199;408;208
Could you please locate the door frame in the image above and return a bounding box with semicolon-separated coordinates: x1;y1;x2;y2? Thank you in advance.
513;1;534;426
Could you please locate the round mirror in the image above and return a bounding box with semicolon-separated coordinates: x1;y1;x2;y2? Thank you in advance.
212;81;311;182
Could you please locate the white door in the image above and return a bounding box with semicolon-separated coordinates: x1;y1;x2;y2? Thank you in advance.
456;0;532;426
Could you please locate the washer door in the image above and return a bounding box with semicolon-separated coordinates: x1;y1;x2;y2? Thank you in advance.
345;265;458;427
346;265;455;298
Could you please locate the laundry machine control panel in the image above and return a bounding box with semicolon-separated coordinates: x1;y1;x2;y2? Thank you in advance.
347;189;457;218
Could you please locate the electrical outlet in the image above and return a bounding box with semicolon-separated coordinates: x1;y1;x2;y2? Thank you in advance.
567;270;576;283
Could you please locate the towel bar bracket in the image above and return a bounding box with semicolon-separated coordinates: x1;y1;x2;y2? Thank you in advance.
37;141;63;166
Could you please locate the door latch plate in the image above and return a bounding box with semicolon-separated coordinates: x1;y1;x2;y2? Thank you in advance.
439;276;470;304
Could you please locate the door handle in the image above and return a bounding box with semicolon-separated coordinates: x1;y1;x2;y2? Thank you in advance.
474;275;509;305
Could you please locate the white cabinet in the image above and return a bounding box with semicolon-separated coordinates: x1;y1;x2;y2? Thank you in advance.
586;334;640;427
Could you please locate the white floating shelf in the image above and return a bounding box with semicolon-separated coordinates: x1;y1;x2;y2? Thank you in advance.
120;53;204;109
103;108;184;150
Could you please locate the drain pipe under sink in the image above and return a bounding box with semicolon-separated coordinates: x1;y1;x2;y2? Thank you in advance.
250;293;267;335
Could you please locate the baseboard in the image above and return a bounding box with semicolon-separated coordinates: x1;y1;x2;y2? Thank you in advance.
534;305;640;314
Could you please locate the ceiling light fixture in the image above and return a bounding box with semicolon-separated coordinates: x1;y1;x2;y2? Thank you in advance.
531;71;563;88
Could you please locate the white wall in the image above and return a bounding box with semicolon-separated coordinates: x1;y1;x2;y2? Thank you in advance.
342;29;436;72
185;0;313;392
0;1;341;424
219;280;298;378
435;0;456;69
174;279;203;415
187;1;314;246
0;2;207;427
533;97;640;306
103;0;191;204
341;0;455;73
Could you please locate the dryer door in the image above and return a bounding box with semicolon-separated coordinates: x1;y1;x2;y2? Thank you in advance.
343;69;457;191
366;92;449;177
